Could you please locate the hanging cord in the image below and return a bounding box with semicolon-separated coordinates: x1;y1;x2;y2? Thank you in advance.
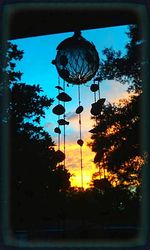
103;152;106;179
94;90;97;103
63;80;66;170
93;79;101;179
97;80;105;179
78;84;83;190
98;80;101;178
98;162;101;179
78;85;82;139
93;80;98;126
98;80;100;100
58;76;61;151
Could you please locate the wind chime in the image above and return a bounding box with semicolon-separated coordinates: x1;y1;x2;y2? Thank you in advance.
52;31;99;189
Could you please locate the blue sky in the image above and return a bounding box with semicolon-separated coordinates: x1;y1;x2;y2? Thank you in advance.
10;25;130;188
11;25;129;135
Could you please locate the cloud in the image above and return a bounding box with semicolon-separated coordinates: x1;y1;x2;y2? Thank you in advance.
67;107;95;132
44;121;54;128
66;111;77;121
103;80;130;104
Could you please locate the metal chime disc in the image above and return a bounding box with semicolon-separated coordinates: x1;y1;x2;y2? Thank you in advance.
58;119;69;126
90;83;99;92
55;85;64;91
76;106;84;114
56;92;72;102
52;104;65;115
90;98;106;116
54;127;61;134
77;139;84;146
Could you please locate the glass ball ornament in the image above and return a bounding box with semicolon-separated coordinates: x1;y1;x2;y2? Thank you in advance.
52;31;99;85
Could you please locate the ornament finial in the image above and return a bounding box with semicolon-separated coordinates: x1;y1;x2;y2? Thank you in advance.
74;30;81;37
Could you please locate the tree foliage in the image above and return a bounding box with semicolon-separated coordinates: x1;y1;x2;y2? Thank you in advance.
89;25;147;188
97;25;145;93
1;41;72;230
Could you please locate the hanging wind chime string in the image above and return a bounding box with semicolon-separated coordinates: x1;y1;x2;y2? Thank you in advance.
97;79;101;179
98;80;100;100
78;84;83;190
94;89;97;103
99;84;101;179
63;80;66;170
57;76;61;151
94;80;98;127
97;80;105;179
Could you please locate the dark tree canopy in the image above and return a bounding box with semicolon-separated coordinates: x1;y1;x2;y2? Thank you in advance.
88;25;147;188
96;25;146;93
1;41;72;230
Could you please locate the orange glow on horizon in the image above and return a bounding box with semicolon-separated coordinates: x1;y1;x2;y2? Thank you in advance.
53;93;142;190
60;140;97;189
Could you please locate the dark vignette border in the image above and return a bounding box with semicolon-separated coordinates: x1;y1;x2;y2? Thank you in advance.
0;0;150;249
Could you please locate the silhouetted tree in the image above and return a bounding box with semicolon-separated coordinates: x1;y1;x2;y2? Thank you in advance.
88;25;147;189
48;165;71;192
93;178;112;192
1;42;71;229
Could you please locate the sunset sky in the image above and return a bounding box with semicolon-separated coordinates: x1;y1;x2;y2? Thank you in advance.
11;25;130;189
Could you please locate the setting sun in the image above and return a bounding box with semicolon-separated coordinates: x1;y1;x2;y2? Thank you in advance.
60;140;97;189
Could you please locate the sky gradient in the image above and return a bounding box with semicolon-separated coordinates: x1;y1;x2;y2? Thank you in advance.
11;25;130;188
